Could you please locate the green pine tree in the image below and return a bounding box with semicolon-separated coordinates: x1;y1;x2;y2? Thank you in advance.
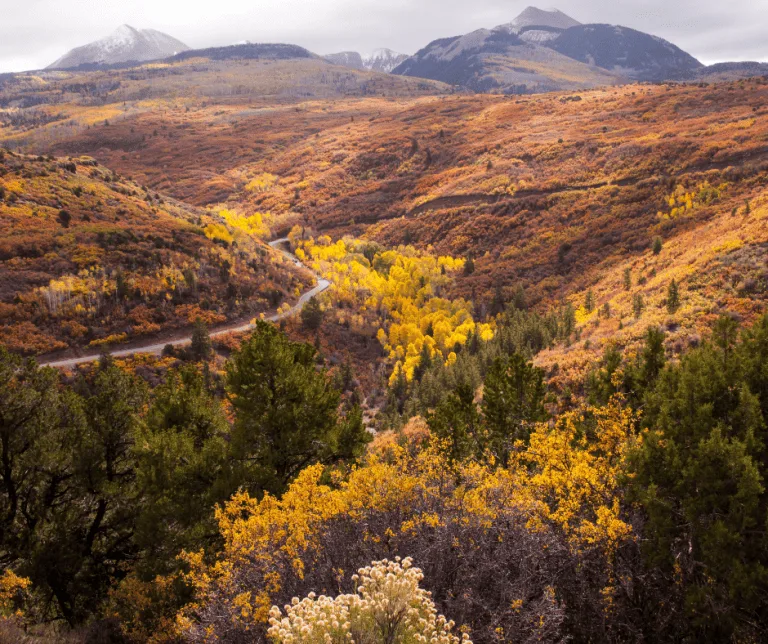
633;293;645;318
190;318;212;361
301;296;324;330
427;383;481;463
481;354;547;464
226;321;369;495
134;367;230;577
628;316;768;639
667;279;680;313
463;256;475;275
584;289;595;312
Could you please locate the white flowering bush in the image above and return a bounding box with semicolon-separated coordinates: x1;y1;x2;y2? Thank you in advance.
267;557;471;644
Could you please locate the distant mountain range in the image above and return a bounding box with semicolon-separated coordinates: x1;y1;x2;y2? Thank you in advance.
48;25;190;70
324;49;409;73
48;26;406;75
45;9;767;93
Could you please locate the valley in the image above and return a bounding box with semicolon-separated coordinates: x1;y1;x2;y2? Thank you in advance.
3;53;768;394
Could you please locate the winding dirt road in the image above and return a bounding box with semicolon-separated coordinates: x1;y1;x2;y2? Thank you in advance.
40;239;330;369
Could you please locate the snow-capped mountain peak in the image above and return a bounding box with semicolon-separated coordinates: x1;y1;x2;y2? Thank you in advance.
111;25;141;45
495;6;582;34
362;48;408;73
48;25;190;70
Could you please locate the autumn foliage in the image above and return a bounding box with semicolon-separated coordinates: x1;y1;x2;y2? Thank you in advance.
2;48;768;644
291;233;493;382
0;153;309;356
176;398;638;643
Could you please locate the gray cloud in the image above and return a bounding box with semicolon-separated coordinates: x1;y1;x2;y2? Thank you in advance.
1;0;766;73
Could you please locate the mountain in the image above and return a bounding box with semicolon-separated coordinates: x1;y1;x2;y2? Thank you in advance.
363;48;409;73
325;51;365;69
392;27;620;93
48;25;190;69
548;24;703;81
393;6;704;91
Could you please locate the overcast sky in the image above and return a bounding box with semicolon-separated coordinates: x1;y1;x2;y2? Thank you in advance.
1;0;767;73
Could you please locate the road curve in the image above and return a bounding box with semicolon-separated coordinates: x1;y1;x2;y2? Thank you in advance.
40;239;330;369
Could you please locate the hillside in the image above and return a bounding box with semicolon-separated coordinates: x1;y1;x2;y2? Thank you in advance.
534;188;768;390
0;58;450;155
167;42;314;63
548;24;703;80
0;151;310;357
36;80;763;299
11;75;764;395
697;61;768;81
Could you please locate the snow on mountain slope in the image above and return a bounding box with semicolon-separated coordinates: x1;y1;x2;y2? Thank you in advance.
518;29;563;44
48;25;190;69
363;48;408;73
495;7;581;34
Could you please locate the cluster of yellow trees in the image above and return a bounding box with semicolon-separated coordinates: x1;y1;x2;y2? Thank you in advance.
36;263;196;319
245;173;279;194
37;270;105;317
291;233;494;383
0;570;28;622
205;209;271;244
657;182;725;220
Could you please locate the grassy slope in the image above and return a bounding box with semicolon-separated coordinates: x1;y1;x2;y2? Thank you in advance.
537;195;768;389
476;47;622;91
